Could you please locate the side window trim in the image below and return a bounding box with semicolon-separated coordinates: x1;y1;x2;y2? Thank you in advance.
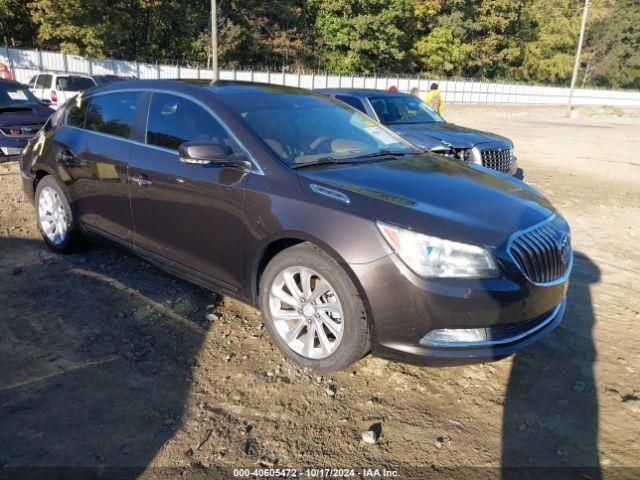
65;88;264;175
362;98;380;122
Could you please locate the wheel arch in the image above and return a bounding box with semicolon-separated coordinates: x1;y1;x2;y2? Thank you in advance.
251;232;377;342
33;169;51;192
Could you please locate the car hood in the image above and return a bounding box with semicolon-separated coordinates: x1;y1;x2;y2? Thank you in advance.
0;106;54;126
298;154;554;248
389;123;510;149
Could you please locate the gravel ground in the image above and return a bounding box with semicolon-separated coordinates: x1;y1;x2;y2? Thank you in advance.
0;105;639;479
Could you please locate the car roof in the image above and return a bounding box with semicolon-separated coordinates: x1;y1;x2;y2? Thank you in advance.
89;79;329;97
317;88;413;99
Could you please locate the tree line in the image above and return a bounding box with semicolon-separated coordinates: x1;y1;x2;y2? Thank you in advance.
1;0;638;89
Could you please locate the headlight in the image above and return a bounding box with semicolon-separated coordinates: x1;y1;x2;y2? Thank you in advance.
376;221;498;278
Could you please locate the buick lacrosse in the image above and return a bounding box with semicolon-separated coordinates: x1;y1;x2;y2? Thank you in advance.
20;80;572;371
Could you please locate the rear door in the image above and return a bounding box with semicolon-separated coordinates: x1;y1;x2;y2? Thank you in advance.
57;91;143;243
128;92;248;289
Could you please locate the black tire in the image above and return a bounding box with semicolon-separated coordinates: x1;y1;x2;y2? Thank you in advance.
259;242;370;372
35;175;83;253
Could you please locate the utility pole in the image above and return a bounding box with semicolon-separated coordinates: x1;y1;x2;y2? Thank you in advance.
211;0;218;81
567;0;589;117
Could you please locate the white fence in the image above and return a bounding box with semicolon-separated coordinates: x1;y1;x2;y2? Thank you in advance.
3;46;640;107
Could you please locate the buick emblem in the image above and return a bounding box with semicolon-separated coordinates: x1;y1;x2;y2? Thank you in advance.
559;233;571;264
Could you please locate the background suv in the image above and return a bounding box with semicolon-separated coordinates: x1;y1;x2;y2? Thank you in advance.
26;73;96;109
320;89;518;176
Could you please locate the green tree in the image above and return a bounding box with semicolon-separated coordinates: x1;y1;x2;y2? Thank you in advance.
0;0;37;47
29;0;208;62
584;0;640;88
215;0;313;70
518;0;584;84
413;27;465;76
309;0;415;74
0;0;636;89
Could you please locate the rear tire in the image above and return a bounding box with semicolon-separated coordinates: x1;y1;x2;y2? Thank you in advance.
259;242;370;372
35;175;83;253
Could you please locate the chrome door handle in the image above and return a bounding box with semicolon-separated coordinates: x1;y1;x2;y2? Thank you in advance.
131;175;152;186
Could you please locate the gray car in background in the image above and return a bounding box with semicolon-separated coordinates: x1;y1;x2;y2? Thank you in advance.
319;89;519;177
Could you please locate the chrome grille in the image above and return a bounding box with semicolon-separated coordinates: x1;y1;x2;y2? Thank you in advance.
0;123;43;137
508;215;572;284
480;147;512;173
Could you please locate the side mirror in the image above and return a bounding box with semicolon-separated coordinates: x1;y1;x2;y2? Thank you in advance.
178;142;251;171
40;99;52;106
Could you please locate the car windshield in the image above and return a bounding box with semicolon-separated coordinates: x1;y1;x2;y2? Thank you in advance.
369;95;445;125
56;76;95;91
217;93;416;166
0;82;40;109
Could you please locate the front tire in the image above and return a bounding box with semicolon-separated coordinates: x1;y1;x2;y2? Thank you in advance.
260;243;370;372
35;175;83;253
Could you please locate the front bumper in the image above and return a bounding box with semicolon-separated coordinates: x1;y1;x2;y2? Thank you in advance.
0;136;29;163
351;253;568;366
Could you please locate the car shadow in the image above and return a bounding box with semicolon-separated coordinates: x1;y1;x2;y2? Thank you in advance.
502;251;601;479
0;236;216;477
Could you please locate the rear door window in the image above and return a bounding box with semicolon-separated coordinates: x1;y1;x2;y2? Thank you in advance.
85;92;141;139
145;92;238;153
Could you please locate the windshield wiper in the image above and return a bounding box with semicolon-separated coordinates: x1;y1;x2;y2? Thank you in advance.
349;149;415;160
291;157;347;169
291;149;416;169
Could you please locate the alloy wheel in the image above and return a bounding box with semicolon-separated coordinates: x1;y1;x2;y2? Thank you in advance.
38;186;69;245
268;266;344;359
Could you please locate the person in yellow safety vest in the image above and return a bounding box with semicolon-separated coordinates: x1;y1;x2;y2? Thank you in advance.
424;82;443;114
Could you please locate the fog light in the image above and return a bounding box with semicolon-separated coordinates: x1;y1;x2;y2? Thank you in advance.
419;328;488;347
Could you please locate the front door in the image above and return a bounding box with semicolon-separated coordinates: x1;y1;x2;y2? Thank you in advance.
128;92;248;289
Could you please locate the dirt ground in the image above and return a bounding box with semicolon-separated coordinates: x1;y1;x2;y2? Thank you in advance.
1;105;639;479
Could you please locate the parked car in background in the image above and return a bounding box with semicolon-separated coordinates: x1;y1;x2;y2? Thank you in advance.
0;63;13;80
20;80;571;371
0;79;54;162
27;73;96;109
319;89;519;176
90;74;137;85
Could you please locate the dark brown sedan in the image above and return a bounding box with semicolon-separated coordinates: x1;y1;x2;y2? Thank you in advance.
19;80;572;371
